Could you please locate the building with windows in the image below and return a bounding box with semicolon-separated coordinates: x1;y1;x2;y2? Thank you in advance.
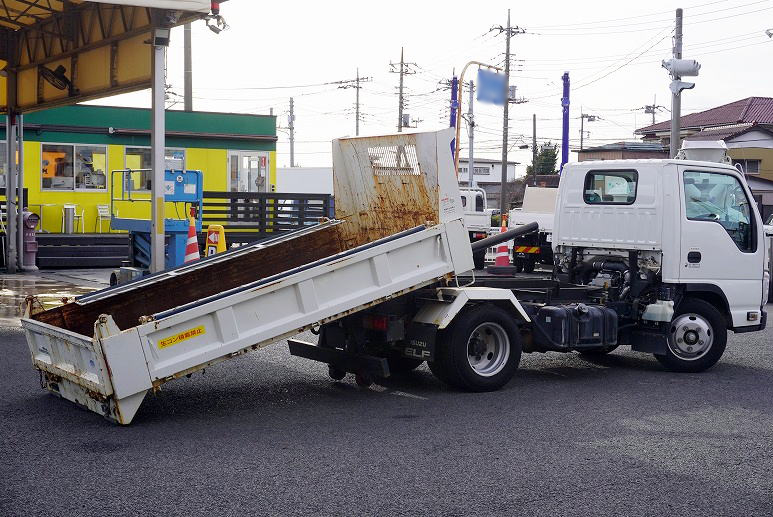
457;157;519;208
635;97;773;221
1;104;276;233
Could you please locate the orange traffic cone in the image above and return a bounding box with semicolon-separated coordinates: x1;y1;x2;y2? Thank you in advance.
493;224;510;267
184;217;200;263
485;222;518;275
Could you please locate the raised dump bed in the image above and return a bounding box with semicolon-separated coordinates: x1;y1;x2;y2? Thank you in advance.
21;129;474;424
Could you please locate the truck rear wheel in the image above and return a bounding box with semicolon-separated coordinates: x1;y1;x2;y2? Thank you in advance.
655;298;727;373
429;304;522;391
523;258;536;273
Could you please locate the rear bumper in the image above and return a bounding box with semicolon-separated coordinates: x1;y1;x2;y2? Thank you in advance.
732;310;767;333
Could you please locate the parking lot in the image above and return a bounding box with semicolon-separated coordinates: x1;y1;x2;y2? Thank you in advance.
2;306;772;516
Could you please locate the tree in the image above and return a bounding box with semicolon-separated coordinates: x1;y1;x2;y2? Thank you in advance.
526;142;559;175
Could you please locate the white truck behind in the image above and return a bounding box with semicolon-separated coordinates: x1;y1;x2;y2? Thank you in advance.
459;187;491;269
508;185;557;272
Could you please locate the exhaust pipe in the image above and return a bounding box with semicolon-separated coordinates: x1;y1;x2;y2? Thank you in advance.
470;222;539;252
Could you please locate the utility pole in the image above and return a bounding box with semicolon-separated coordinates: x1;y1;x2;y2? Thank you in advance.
289;97;295;167
397;48;404;132
183;23;193;111
579;112;597;151
662;9;699;157
670;9;683;158
390;47;417;132
500;11;511;218
356;69;361;136
532;114;537;187
643;94;664;126
490;10;525;218
467;80;475;189
338;69;371;136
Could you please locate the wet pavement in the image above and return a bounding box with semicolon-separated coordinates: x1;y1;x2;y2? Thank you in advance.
0;269;111;327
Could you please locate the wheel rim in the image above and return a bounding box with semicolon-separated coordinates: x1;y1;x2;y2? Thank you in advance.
466;322;510;377
668;313;714;361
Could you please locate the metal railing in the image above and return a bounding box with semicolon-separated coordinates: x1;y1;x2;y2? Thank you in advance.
202;191;333;239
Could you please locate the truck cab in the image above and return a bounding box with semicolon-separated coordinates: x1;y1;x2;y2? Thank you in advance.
460;187;491;269
553;159;768;370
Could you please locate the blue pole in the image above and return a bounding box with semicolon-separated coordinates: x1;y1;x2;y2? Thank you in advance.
560;72;570;172
450;76;459;128
450;76;459;157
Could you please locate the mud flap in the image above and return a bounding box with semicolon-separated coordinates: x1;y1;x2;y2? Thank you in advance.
401;322;436;361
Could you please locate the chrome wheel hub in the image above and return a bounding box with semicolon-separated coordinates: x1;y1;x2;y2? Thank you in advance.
668;313;713;361
467;322;510;377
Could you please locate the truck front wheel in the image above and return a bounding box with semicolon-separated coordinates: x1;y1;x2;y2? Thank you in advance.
655;298;727;373
429;304;522;391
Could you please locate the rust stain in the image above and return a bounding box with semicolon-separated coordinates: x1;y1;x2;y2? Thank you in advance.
334;167;438;248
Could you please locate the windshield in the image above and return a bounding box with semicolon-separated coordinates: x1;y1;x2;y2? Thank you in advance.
684;170;755;252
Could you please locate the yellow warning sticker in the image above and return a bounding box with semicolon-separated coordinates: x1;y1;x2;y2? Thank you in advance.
158;325;206;349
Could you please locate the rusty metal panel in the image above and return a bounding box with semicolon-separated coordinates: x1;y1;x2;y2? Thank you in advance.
332;131;453;248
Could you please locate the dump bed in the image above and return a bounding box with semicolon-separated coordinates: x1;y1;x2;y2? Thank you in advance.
21;129;473;424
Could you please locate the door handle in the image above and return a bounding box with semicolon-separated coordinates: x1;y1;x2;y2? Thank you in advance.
687;251;702;263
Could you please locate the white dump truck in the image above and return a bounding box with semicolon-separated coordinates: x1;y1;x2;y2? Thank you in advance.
21;130;769;424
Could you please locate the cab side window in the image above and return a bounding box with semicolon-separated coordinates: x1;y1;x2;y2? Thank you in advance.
583;170;637;205
683;171;756;252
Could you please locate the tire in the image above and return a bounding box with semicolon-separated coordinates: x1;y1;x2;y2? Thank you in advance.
523;258;536;273
579;345;619;356
429;304;522;391
655;298;727;373
513;258;524;273
387;355;424;374
473;250;486;270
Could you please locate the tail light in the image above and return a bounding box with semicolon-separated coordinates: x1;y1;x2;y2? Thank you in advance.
363;314;388;331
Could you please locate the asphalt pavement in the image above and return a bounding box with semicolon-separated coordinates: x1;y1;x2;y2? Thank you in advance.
2;308;773;516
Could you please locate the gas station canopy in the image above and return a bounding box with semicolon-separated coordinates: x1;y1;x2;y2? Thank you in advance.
1;0;224;274
89;1;212;12
0;0;218;113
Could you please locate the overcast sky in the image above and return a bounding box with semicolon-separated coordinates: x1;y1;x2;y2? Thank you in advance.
92;0;773;175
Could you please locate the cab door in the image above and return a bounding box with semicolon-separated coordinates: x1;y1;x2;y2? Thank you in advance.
678;166;766;327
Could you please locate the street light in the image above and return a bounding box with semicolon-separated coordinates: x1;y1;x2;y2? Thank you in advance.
453;61;502;176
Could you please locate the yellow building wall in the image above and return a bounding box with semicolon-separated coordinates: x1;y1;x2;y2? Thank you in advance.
727;148;773;183
22;142;240;233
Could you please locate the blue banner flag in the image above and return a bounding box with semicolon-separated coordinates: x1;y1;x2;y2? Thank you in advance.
476;69;507;105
